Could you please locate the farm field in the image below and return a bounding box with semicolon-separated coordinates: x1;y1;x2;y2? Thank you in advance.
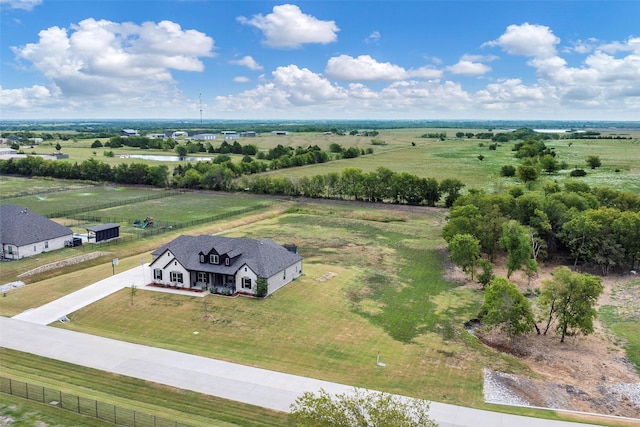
23;127;640;194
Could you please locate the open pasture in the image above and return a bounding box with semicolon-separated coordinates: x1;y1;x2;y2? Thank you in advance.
52;205;531;410
18;127;640;194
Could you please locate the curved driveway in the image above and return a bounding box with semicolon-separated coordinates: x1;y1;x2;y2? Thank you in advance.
1;266;607;426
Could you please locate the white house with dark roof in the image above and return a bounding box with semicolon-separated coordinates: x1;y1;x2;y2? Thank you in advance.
149;235;303;296
0;204;74;260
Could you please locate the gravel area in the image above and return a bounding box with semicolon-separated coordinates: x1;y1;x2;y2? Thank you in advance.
0;281;25;293
483;369;531;406
609;383;640;408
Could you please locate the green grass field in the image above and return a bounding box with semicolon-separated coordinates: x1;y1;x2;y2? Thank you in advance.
1;348;291;427
24;128;640;194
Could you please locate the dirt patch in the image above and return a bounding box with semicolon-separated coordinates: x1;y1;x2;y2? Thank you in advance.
462;261;640;419
17;252;111;278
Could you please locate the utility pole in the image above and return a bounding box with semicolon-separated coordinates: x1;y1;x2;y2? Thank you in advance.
199;92;203;126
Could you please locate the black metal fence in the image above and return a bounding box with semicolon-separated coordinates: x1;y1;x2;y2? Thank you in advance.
0;376;193;427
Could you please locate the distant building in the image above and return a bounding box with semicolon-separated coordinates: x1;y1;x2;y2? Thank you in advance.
240;131;257;137
193;133;217;141
221;131;238;140
171;131;189;139
271;131;290;136
0;204;74;260
120;129;139;137
146;133;167;140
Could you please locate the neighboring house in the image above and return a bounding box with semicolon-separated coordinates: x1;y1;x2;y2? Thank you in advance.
0;204;73;260
120;129;139;137
149;235;303;296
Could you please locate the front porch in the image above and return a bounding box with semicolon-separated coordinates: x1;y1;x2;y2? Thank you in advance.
191;271;235;294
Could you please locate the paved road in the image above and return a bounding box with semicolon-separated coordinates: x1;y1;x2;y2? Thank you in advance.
2;266;607;426
0;317;603;426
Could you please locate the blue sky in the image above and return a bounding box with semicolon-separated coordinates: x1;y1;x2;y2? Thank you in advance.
1;0;639;120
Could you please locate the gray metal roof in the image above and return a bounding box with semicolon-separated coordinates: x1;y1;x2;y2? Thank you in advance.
151;235;302;278
86;223;120;232
0;204;73;246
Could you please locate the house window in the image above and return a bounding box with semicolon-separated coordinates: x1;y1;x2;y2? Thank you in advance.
154;269;163;280
242;277;252;289
225;258;230;266
44;241;49;249
210;254;219;264
7;246;13;254
170;271;183;283
197;272;208;283
200;254;205;263
34;246;37;252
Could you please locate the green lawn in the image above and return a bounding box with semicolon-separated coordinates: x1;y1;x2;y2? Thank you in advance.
0;348;291;427
50;207;529;409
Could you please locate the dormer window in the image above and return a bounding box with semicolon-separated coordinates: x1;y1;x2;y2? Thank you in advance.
210;254;219;264
200;254;205;263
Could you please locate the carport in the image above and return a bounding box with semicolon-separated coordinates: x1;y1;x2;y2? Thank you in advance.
86;223;120;243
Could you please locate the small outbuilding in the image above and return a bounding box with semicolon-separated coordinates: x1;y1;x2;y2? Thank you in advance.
86;223;120;243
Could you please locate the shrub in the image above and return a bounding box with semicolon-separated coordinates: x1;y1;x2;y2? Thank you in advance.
256;278;268;298
500;165;516;177
570;168;587;177
91;140;103;148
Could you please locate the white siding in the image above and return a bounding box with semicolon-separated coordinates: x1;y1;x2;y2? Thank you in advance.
266;260;303;295
235;264;258;295
4;234;71;260
149;251;190;288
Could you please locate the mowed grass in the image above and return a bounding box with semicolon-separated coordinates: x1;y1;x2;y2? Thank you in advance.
83;192;274;225
52;207;529;409
0;348;291;427
2;185;171;217
0;176;92;197
599;279;640;374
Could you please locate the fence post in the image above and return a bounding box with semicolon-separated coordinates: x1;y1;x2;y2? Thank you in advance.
77;395;80;413
42;385;45;403
25;381;28;400
96;400;98;418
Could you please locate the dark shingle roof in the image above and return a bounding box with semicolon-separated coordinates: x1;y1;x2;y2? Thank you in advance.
151;235;302;278
0;204;73;246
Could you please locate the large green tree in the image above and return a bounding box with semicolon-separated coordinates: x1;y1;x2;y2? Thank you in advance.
499;220;533;278
539;266;603;343
447;233;481;280
290;388;437;427
481;276;537;338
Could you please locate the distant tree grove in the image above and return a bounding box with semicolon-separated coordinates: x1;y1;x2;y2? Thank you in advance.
0;156;464;208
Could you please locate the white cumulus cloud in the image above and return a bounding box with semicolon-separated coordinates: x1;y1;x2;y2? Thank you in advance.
447;55;493;76
229;55;263;70
0;0;41;11
325;54;441;81
8;18;214;114
485;23;559;58
237;4;339;48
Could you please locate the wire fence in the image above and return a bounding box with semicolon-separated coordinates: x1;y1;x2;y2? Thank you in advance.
44;190;182;218
0;376;194;427
71;202;274;238
0;182;97;199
